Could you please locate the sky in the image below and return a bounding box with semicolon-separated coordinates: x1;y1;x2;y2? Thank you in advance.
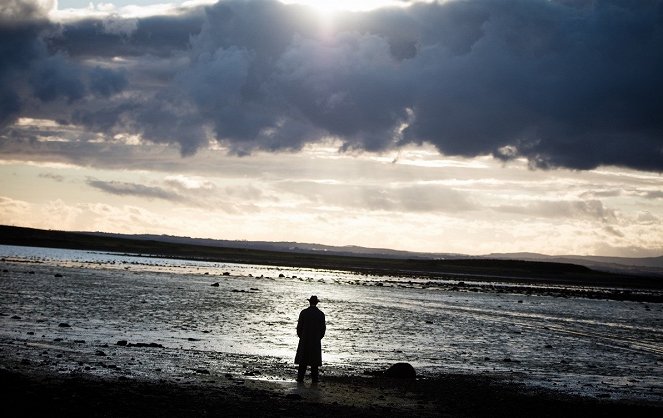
0;0;662;257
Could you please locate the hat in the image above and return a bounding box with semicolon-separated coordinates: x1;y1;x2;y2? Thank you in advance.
308;295;319;304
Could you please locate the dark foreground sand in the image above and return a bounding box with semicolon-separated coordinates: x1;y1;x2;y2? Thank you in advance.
3;365;661;417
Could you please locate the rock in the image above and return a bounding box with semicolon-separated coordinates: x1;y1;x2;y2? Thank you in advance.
244;370;261;376
210;282;219;287
278;274;285;278
11;315;21;320
95;350;107;356
54;273;63;278
116;340;128;346
187;338;200;341
194;369;210;374
223;272;230;276
384;362;416;379
127;342;164;348
58;322;71;328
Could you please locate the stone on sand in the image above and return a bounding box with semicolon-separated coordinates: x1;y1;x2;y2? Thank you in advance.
384;362;416;379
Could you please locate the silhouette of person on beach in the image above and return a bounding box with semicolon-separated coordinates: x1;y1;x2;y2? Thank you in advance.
295;295;326;383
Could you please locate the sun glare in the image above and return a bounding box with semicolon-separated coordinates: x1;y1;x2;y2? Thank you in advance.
281;0;404;14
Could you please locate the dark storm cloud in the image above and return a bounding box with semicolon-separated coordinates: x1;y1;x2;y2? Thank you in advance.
2;0;663;171
0;0;128;128
52;12;205;58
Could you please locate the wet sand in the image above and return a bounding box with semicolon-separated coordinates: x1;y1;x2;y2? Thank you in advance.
1;248;662;416
2;334;661;417
3;361;661;417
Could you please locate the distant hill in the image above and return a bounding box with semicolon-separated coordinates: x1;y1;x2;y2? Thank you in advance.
488;252;663;277
1;225;661;282
87;232;464;260
91;231;663;276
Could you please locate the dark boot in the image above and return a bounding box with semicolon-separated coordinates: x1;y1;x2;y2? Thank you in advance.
311;365;319;383
297;364;306;382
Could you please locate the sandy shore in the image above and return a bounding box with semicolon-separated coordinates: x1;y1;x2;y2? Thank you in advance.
2;339;661;418
1;252;662;416
3;367;661;417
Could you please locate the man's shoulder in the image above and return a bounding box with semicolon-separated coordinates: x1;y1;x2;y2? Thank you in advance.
302;306;324;315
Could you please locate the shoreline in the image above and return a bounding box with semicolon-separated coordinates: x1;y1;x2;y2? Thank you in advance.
2;226;661;290
2;253;661;303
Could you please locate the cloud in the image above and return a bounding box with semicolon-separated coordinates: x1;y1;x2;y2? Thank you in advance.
0;0;52;22
164;175;215;191
495;199;617;222
644;190;663;200
2;0;663;171
0;0;128;128
274;180;476;213
636;211;659;225
38;172;64;181
86;179;183;201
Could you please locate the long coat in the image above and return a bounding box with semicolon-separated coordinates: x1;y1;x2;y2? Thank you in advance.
294;306;326;366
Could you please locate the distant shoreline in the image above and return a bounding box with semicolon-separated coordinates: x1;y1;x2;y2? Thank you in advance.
1;224;661;290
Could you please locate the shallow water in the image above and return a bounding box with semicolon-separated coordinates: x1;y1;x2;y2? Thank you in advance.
1;245;662;402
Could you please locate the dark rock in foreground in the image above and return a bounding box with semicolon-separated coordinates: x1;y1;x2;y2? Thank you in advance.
384;362;416;379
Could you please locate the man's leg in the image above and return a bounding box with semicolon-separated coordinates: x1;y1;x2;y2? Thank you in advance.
297;364;307;382
311;365;319;382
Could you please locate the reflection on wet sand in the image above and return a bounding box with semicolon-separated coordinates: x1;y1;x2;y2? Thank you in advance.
0;246;662;404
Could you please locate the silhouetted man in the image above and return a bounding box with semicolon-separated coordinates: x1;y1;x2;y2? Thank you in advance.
295;295;326;383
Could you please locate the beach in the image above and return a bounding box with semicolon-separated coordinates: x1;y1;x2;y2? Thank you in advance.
2;350;661;417
1;245;662;416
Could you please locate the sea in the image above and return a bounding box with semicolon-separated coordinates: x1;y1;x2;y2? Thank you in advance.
1;244;661;402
